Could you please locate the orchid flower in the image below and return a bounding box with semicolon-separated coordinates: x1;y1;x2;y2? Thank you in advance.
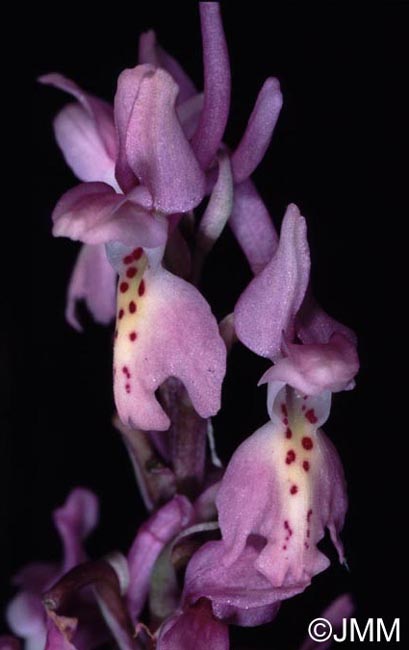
174;206;359;626
42;65;226;432
40;2;283;325
39;2;287;433
213;381;348;591
6;490;99;650
41;11;243;432
234;203;359;396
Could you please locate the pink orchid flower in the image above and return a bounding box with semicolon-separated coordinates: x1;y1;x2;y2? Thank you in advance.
40;59;227;432
235;203;359;397
40;3;284;432
6;490;99;650
174;206;359;625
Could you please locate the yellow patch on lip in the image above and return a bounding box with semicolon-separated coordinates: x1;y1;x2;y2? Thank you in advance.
272;394;320;554
113;247;148;395
279;421;315;495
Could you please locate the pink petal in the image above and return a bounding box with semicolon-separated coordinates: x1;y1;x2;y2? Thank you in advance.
229;179;278;274
53;488;99;573
215;387;347;589
231;78;283;184
183;541;284;626
113;261;226;431
158;600;228;650
6;593;47;650
234;204;310;359
7;566;58;649
6;490;99;650
115;65;206;211
197;152;233;251
191;3;231;169
51;103;118;188
126;496;194;620
260;334;359;395
138;30;197;104
66;244;117;331
39;74;117;160
52;182;167;247
39;74;117;187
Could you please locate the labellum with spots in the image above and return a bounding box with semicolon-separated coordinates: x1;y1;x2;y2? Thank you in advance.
213;383;347;590
108;241;226;431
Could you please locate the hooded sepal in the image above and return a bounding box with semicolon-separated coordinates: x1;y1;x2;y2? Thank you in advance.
234;204;310;359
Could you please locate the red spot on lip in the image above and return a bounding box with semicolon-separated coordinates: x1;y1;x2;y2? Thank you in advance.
138;280;145;296
122;366;130;378
120;282;129;293
302;437;313;450
285;449;296;464
282;545;287;550
123;254;133;265
284;520;293;538
129;331;137;341
125;383;131;394
303;460;310;472
305;409;318;424
307;509;313;521
285;427;292;439
118;309;124;319
133;247;143;260
283;417;289;425
126;267;137;279
129;301;136;314
290;485;298;495
281;404;288;417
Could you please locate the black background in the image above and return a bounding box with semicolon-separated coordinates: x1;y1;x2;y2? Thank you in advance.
2;2;407;649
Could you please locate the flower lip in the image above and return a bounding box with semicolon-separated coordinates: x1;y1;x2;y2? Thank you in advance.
113;263;227;432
